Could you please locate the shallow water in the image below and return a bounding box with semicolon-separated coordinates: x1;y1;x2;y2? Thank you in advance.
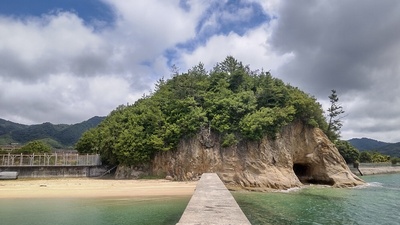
0;196;190;225
233;173;400;225
1;174;399;225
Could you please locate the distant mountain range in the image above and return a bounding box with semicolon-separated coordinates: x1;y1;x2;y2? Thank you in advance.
348;137;400;157
0;116;105;149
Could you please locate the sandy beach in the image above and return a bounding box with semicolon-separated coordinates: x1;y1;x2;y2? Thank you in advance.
1;165;399;199
0;178;197;199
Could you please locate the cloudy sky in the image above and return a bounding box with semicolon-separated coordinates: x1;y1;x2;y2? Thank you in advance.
1;0;400;142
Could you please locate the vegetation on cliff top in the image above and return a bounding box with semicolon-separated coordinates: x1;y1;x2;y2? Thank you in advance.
76;56;328;165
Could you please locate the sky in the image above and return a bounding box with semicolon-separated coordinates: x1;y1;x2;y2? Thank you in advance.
1;0;400;142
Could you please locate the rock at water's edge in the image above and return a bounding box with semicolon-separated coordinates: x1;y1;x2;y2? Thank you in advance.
152;122;364;190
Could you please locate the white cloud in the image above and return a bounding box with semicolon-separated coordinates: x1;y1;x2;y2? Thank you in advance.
0;1;210;124
246;0;281;16
103;0;205;61
179;24;293;73
0;12;109;81
0;73;137;124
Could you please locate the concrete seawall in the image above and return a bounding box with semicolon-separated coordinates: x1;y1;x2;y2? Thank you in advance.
177;173;251;225
0;166;108;178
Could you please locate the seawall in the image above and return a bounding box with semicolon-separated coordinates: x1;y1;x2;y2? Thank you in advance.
177;173;251;225
0;166;108;178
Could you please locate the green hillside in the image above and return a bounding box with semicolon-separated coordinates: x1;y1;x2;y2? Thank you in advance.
0;116;105;148
377;143;400;157
348;138;390;151
0;119;28;136
348;137;400;157
76;56;328;166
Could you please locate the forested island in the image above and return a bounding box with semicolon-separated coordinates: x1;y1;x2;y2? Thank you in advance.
75;56;363;189
77;56;327;164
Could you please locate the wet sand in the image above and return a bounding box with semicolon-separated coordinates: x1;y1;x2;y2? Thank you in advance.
0;178;197;199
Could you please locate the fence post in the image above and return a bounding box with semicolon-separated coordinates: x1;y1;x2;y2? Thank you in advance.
30;153;34;166
11;154;16;166
46;153;51;166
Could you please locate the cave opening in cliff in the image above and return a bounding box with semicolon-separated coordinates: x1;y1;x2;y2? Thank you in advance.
293;163;335;185
293;163;311;183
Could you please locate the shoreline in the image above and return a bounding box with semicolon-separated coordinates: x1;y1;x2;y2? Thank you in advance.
0;178;197;199
1;166;399;199
350;165;400;176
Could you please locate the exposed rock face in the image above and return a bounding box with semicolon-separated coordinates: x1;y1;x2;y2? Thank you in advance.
115;165;149;179
152;122;364;190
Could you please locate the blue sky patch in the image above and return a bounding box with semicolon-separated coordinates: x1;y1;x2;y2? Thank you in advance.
164;0;270;67
0;0;115;26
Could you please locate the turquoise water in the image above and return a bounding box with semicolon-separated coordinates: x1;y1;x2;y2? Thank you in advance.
1;174;399;225
0;196;190;225
234;173;400;225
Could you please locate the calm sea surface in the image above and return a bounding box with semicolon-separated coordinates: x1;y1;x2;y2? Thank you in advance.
0;196;190;225
1;174;399;225
234;173;400;225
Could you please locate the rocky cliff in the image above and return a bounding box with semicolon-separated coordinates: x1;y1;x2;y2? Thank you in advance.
152;121;364;190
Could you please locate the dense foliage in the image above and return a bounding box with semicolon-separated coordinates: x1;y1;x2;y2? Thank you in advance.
76;57;328;165
359;151;391;163
335;140;360;164
391;157;400;165
334;140;392;164
16;140;51;154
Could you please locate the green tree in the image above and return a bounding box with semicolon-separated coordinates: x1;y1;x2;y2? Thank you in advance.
335;140;360;163
359;151;390;163
288;88;327;129
75;128;99;154
370;151;390;163
359;151;372;163
326;90;345;141
240;106;295;140
17;140;51;154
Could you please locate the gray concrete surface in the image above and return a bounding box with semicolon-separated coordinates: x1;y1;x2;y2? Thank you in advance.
177;173;251;225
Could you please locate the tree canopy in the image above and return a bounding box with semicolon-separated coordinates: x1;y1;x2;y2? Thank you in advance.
326;89;345;141
335;140;360;164
76;56;328;166
17;140;52;154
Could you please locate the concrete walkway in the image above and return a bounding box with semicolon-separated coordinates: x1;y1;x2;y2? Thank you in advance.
177;173;251;225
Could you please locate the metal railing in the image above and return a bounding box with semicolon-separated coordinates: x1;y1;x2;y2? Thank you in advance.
0;153;101;166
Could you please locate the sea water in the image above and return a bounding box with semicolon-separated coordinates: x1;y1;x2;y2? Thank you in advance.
0;196;190;225
0;174;399;225
234;173;400;225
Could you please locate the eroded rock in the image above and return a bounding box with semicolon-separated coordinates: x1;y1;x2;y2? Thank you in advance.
152;122;364;190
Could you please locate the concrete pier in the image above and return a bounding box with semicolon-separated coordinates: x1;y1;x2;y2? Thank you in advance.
177;173;251;225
